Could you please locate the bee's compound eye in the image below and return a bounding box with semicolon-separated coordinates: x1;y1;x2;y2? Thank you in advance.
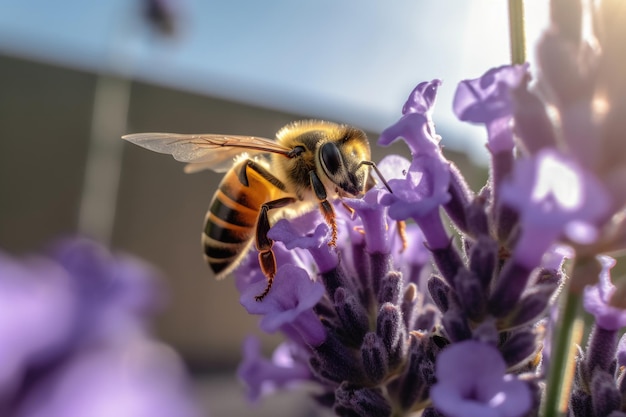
320;142;343;176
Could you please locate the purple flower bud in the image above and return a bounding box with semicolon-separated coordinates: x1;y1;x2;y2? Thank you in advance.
500;330;539;369
377;303;406;367
311;334;366;384
400;284;419;331
334;287;369;345
464;195;490;238
431;341;532;417
321;267;353;301
378;271;402;306
507;282;558;328
581;326;619;386
570;389;593;417
334;382;392;417
590;370;621;417
428;240;465;287
414;305;439;333
453;269;487;321
361;333;388;384
428;276;452;313
391;332;436;410
468;235;497;289
489;259;534;318
443;163;475;234
369;253;394;299
512;82;558;155
441;309;472;343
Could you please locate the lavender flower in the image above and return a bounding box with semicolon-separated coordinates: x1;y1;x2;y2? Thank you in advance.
234;77;550;416
230;3;626;416
0;238;202;417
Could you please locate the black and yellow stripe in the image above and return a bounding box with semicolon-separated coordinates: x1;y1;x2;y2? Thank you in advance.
202;159;286;279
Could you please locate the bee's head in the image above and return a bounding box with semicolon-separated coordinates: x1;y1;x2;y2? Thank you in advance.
318;127;372;197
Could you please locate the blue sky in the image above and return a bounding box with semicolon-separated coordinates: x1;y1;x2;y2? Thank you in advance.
0;0;548;163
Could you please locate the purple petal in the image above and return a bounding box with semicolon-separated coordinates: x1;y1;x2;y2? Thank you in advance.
454;65;528;125
453;65;528;153
344;189;393;254
431;341;532;417
501;149;612;267
237;336;311;403
240;265;326;346
378;113;440;156
382;156;451;220
268;217;337;273
402;79;442;116
584;256;626;330
378;80;441;157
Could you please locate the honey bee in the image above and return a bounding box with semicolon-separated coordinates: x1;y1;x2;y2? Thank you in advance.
123;120;391;301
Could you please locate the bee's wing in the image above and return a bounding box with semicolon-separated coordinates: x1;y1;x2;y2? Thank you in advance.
122;132;293;173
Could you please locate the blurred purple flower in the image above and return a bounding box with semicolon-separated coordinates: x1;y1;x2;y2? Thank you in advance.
16;341;199;417
0;238;201;417
500;149;611;268
237;336;311;403
430;341;532;417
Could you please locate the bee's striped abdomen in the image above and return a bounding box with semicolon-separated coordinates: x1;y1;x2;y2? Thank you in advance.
202;160;284;279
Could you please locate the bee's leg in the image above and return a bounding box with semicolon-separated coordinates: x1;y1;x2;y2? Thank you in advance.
397;220;408;252
309;171;337;247
254;196;297;301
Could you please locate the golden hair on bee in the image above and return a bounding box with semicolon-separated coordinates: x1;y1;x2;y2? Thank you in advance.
122;120;392;301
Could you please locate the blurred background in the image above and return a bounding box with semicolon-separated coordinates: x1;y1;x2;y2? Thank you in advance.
0;1;548;415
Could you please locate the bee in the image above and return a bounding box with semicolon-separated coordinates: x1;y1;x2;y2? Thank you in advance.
123;120;391;301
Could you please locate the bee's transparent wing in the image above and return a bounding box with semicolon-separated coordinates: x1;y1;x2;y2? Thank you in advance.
122;132;292;173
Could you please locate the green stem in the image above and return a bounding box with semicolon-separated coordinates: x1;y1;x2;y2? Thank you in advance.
508;0;527;64
542;287;582;417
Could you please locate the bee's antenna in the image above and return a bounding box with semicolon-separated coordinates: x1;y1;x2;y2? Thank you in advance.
359;161;393;193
